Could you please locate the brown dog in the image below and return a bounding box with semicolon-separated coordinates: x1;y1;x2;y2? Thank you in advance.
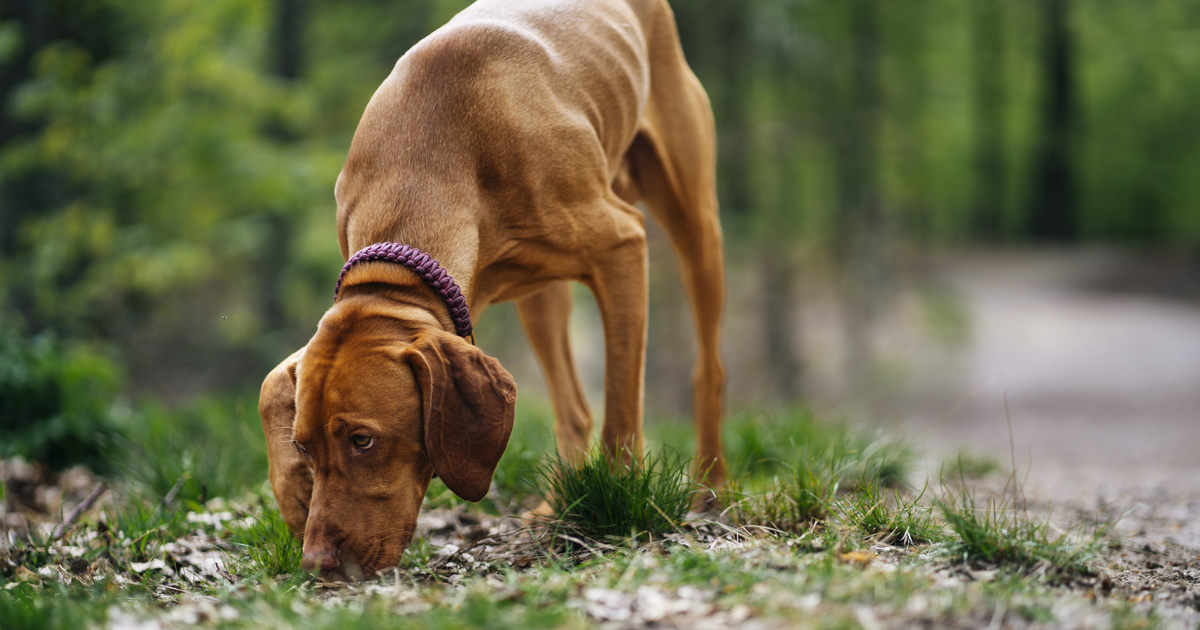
259;0;725;580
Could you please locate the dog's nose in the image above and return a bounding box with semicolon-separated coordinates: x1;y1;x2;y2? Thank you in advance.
301;548;339;573
301;537;342;573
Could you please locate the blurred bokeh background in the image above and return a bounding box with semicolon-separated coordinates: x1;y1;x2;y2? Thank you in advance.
2;0;1198;486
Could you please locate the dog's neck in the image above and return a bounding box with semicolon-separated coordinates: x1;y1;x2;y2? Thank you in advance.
335;263;459;337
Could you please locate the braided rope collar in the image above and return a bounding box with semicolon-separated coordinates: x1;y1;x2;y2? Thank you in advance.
333;242;473;338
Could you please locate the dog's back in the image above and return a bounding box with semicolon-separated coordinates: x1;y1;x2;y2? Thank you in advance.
335;0;682;266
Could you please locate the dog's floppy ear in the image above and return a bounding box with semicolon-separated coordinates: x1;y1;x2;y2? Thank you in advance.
404;332;516;502
260;347;313;537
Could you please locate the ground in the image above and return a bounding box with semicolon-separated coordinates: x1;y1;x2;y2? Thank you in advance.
2;248;1199;628
902;249;1200;626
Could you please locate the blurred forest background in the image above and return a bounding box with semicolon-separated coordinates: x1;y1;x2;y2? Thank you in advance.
2;0;1200;461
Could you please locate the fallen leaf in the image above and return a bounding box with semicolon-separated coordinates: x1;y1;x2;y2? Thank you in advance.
13;566;39;582
840;550;874;566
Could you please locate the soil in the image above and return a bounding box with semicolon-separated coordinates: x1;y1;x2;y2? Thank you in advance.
897;249;1200;625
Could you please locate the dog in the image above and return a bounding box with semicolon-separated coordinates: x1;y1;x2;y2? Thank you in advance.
259;0;726;580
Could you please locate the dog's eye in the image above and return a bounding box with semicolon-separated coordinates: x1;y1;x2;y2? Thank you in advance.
351;435;374;450
294;442;310;459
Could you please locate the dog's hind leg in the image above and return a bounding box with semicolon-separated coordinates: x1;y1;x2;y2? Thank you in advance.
626;26;727;495
516;281;595;465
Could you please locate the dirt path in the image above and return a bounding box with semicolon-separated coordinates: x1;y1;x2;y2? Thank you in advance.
888;250;1200;622
899;250;1199;530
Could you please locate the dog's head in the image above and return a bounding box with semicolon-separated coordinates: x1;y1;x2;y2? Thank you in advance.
264;301;515;580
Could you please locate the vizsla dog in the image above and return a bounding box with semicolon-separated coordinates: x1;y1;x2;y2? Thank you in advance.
259;0;726;580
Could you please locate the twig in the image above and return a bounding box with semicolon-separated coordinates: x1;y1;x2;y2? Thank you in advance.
52;482;108;541
161;473;189;510
555;533;611;558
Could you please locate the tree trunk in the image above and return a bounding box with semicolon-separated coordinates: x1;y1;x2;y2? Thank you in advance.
972;0;1006;239
713;3;751;220
0;0;48;257
272;0;306;80
833;0;884;390
760;245;803;401
1027;0;1077;241
259;0;308;332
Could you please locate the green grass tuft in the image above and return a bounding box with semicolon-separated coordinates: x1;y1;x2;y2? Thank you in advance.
108;498;193;561
726;442;846;530
229;506;303;577
936;489;1106;576
725;414;918;535
398;535;435;569
537;447;693;541
834;475;943;546
737;410;913;487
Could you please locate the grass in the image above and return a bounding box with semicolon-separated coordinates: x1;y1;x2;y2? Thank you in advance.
936;488;1109;577
422;396;554;511
0;534;1156;630
944;450;1004;481
723;412;918;535
725;443;845;531
0;401;1161;630
108;495;194;560
229;503;303;577
108;393;268;504
833;477;943;546
537;447;693;541
649;408;913;486
0;582;120;630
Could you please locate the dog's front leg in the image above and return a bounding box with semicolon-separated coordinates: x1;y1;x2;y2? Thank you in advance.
585;202;649;464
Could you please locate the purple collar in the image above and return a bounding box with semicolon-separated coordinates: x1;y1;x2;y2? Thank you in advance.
333;242;473;338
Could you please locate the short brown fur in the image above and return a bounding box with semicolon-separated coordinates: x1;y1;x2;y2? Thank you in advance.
260;0;726;580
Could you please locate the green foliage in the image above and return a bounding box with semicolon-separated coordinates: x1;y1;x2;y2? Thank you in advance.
654;409;913;487
747;410;911;487
0;329;121;470
230;506;303;577
108;393;267;503
0;0;348;390
0;0;1198;405
537;448;693;541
